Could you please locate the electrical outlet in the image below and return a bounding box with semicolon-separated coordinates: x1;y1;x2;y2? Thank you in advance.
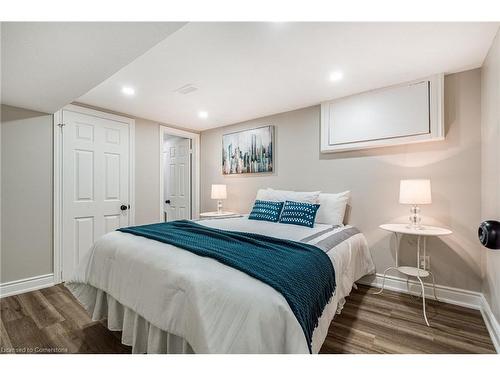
420;255;430;269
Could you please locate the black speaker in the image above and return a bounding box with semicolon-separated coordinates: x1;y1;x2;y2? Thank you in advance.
478;220;500;249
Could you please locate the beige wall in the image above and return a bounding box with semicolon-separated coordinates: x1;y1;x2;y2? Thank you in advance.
135;117;161;225
481;29;500;322
1;105;53;283
201;69;483;292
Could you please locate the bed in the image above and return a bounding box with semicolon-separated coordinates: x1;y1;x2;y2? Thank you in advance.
66;213;374;354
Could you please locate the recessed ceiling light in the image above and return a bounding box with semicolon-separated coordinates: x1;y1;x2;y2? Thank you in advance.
121;86;135;96
329;71;343;82
198;111;208;119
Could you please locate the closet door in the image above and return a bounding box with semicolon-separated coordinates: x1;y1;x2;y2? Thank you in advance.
61;108;131;280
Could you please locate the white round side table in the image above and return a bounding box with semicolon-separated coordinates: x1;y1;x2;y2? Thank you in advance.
376;223;453;326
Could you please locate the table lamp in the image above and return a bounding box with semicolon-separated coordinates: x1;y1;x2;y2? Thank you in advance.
399;179;432;229
211;184;227;214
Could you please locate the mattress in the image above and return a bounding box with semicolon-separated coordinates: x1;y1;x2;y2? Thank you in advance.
66;217;375;353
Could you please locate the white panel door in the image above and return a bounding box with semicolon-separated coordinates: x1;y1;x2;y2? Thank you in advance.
62;109;130;280
163;137;191;221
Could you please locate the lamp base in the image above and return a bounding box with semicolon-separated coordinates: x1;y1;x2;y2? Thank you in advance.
407;205;424;229
217;200;223;214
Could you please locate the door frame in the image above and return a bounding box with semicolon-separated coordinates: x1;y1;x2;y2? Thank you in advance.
159;125;200;222
53;104;135;284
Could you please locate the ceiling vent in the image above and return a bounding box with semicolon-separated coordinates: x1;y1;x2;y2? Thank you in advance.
173;84;198;95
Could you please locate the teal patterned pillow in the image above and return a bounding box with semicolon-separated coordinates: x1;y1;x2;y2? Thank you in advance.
249;200;284;222
279;200;320;228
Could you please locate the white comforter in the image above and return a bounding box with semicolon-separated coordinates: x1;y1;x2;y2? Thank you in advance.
66;217;374;353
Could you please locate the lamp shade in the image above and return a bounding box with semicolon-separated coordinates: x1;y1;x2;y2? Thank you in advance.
399;179;432;205
211;184;227;200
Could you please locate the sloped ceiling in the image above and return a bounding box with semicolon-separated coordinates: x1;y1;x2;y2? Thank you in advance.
1;22;186;113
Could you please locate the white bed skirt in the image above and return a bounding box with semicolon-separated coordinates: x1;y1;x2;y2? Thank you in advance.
84;286;194;354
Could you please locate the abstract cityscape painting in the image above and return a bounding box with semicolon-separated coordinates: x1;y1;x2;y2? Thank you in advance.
222;126;274;175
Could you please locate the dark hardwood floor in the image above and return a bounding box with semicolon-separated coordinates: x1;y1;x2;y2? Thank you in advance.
0;283;495;354
1;284;130;354
320;285;495;354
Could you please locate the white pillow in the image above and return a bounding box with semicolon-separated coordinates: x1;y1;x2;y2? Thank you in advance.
255;188;270;201
315;191;351;226
256;188;320;204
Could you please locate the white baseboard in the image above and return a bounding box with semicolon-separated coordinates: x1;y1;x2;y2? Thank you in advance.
359;273;483;309
0;273;54;298
480;295;500;353
359;273;499;353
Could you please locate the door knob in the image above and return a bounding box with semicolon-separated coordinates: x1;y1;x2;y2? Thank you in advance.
120;205;128;211
165;200;171;204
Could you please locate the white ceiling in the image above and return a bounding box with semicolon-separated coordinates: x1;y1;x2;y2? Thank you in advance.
78;22;499;131
3;22;498;128
1;22;186;113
